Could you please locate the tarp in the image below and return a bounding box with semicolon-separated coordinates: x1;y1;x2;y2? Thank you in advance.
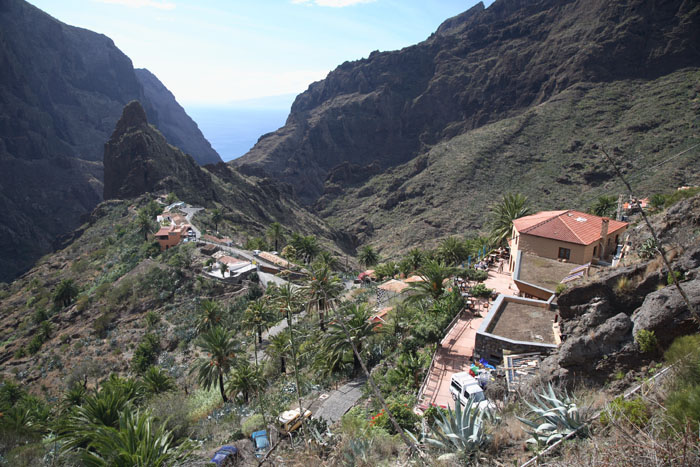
404;275;424;283
378;279;409;293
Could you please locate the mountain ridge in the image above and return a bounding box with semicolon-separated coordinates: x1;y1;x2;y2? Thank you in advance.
0;0;222;281
234;0;700;205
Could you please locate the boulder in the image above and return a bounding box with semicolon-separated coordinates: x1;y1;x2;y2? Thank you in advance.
558;312;633;368
631;277;700;347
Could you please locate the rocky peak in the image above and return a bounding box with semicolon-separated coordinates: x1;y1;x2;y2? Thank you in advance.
112;100;149;136
103;101;212;202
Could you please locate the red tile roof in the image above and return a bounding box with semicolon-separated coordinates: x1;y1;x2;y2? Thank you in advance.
513;210;628;245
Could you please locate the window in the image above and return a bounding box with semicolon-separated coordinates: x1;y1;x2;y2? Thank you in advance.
593;246;597;256
558;247;571;260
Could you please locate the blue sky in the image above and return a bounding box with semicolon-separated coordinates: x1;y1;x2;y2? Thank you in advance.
30;0;493;106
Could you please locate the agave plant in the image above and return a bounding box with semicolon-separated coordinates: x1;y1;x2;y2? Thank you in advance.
425;400;491;454
517;383;589;447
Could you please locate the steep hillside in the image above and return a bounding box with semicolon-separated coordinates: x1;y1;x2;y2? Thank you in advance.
319;69;700;255
0;0;221;282
0;96;350;390
234;0;700;201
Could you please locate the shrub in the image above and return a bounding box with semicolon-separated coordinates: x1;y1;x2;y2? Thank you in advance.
32;308;49;325
469;283;493;298
664;334;700;386
600;396;650;427
148;393;193;442
144;311;160;329
666;384;700;430
92;311;116;339
241;413;265;437
422;404;448;426
14;347;26;359
27;335;43;354
369;398;419;434
132;334;161;374
634;329;658;353
555;283;567;295
667;270;684;285
615;276;633;294
638;238;658;260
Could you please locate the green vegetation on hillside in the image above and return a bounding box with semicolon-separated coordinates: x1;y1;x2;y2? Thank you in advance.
319;69;700;257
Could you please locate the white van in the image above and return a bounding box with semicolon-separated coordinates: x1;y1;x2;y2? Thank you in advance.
449;372;494;411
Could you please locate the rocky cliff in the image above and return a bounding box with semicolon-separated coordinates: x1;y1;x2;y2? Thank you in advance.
234;0;700;205
103;101;214;203
0;0;221;281
135;69;220;166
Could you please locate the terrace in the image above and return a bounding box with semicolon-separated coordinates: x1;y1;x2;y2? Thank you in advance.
512;251;586;300
475;295;559;364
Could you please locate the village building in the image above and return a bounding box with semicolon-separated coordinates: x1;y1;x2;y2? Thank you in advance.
508;210;628;272
155;223;194;250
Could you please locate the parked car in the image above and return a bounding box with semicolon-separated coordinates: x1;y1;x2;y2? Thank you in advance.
251;430;270;458
449;372;495;411
278;408;312;435
209;445;238;466
253;249;261;256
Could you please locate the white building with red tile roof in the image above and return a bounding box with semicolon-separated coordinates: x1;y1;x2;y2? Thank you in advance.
509;210;628;271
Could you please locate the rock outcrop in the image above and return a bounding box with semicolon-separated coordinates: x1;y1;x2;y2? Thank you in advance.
234;0;700;204
0;0;221;281
103;101;214;203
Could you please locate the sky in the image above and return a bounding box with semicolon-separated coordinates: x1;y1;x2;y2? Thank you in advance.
29;0;494;107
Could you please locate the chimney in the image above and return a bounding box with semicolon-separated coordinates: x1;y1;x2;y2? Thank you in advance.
601;217;610;239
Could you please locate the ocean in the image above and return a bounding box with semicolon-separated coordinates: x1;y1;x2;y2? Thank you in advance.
186;98;293;162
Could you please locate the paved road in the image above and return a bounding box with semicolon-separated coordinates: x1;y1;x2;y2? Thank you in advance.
313;378;366;424
180;205;204;239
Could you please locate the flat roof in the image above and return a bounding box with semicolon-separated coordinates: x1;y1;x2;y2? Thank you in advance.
518;253;575;291
487;300;556;345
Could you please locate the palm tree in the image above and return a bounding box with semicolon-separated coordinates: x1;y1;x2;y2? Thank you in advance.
225;362;263;404
324;303;374;376
403;248;425;274
267;331;291;374
195;300;223;334
141;366;176;396
192;326;238;403
53;279;79;308
374;261;398;280
74;409;191;466
589;195;617;218
136;208;154;241
296;235;320;264
304;262;344;331
437;237;468;266
315;250;339;270
243;298;276;344
358;245;379;267
266;222;285;251
211;208;223;233
489;193;531;246
405;259;458;302
195;299;223;334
